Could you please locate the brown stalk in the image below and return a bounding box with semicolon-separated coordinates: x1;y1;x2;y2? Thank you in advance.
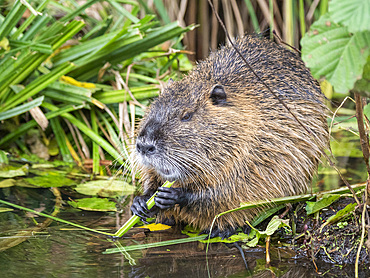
210;0;219;49
230;0;244;37
354;93;370;176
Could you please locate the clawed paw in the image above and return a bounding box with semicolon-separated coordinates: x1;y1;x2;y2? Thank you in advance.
155;187;187;209
200;226;237;239
131;195;158;222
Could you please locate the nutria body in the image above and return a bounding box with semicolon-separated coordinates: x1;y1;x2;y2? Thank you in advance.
131;35;329;238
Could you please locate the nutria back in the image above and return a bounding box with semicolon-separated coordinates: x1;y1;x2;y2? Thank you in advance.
133;35;329;233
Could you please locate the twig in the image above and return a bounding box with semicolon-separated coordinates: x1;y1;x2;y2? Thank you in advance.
355;183;368;278
266;235;271;265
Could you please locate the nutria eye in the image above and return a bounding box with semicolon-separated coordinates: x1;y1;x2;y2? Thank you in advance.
181;112;193;122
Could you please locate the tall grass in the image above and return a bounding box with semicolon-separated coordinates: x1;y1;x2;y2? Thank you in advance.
0;0;194;174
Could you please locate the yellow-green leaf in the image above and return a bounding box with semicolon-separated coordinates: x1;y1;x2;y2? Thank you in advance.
137;223;172;231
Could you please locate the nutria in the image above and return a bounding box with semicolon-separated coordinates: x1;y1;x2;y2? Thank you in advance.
131;35;329;238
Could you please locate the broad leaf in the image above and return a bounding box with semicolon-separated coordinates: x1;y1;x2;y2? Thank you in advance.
0;179;16;188
0;165;28;178
24;174;76;188
68;197;117;212
306;194;341;215
301;14;370;94
329;0;370;32
74;180;135;197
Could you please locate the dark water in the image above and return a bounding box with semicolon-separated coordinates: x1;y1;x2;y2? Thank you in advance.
0;195;369;278
1;210;364;278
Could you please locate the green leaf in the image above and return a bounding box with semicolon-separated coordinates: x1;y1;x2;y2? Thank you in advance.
329;0;370;32
0;104;85;148
0;62;75;112
9;40;53;54
103;235;207;254
306;194;341;215
0;0;27;40
246;235;259;247
301;14;370;94
263;216;290;236
74;180;135;197
320;203;357;232
0;179;16;188
0;165;28;178
0;96;44;121
251;205;285;226
23;174;76;188
68;197;117;212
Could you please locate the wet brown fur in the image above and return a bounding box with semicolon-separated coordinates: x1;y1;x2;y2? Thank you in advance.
134;35;329;231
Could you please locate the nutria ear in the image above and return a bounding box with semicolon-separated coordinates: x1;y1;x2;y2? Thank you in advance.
210;85;227;105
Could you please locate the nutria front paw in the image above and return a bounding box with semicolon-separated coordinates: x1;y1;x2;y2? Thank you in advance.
131;195;158;222
155;187;188;209
200;226;237;239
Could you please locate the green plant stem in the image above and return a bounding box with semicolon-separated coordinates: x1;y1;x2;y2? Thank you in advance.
0;199;115;237
104;235;206;254
114;181;174;237
0;62;75;112
91;108;100;174
0;104;83;147
0;0;27;40
11;0;50;40
41;102;124;165
269;0;274;39
219;183;366;217
244;0;260;33
0;181;175;238
299;0;306;37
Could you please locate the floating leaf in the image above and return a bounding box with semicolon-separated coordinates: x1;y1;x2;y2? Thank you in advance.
306;194;341;215
24;174;75;188
0;179;16;188
75;180;135;197
68;197;117;212
137;223;172;231
0;165;28;178
329;0;370;32
301;14;370;94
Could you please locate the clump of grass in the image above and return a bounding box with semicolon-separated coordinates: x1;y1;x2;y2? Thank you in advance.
0;0;194;175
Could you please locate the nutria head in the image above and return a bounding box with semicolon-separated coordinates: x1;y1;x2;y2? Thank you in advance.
135;77;259;185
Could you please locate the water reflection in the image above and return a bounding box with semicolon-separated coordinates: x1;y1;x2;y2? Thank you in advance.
1;210;368;278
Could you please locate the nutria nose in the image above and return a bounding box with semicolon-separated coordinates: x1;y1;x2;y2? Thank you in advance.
136;141;156;156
